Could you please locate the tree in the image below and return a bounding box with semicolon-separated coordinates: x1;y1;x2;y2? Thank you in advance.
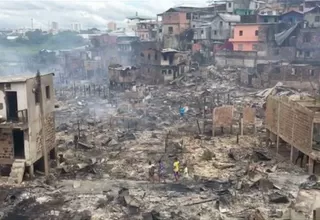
25;29;50;44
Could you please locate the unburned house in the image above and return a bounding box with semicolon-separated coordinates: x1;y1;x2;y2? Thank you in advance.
0;73;55;183
138;47;190;83
296;27;320;63
230;23;261;51
211;13;241;43
279;10;303;24
257;6;280;23
304;5;320;28
136;20;157;41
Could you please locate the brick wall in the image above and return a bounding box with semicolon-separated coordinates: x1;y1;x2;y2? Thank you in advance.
269;65;320;81
36;113;55;155
0;129;13;160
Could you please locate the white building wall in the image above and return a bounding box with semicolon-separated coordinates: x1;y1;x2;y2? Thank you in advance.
0;82;27;121
26;74;55;164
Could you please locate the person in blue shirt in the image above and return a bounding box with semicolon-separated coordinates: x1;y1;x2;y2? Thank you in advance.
179;106;185;117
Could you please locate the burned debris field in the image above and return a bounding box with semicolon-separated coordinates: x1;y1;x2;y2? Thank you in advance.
0;67;319;220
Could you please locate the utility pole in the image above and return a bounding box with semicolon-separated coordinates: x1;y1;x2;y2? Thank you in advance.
36;70;49;177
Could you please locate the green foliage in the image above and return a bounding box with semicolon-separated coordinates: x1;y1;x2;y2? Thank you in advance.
0;30;86;56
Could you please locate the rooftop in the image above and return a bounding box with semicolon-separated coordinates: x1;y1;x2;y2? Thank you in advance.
234;22;278;26
161;48;179;53
126;15;153;20
158;6;215;15
218;13;241;22
0;73;54;83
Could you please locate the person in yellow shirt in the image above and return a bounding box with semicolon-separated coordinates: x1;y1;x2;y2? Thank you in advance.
173;157;180;181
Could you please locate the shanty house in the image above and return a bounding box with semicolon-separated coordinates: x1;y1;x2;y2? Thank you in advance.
279;10;303;24
0;73;55;183
211;13;241;42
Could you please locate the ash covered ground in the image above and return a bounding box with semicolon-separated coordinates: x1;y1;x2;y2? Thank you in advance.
0;67;314;220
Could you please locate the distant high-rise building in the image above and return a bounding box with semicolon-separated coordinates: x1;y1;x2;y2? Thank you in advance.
107;21;117;31
51;21;59;30
71;23;82;32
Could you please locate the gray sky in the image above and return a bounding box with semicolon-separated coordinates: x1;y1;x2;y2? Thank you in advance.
0;0;207;30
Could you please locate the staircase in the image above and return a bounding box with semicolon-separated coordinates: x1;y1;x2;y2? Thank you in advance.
8;159;26;184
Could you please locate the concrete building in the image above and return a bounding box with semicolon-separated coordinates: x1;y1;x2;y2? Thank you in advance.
258;7;280;23
136;20;157;41
304;0;320;9
230;23;261;51
138;47;189;83
225;0;251;13
304;5;320;28
51;22;59;31
126;14;152;32
116;35;140;66
107;22;117;31
71;23;82;32
211;13;241;42
108;64;138;89
296;27;320;63
0;73;55;183
158;6;215;49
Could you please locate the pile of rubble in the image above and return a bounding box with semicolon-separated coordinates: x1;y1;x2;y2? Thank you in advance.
0;70;316;219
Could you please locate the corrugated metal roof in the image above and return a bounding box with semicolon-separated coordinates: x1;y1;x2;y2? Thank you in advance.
218;13;241;22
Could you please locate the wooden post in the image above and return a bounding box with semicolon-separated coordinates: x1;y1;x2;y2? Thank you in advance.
308;157;314;174
36;71;49;177
240;115;244;136
290;145;294;162
276;102;280;154
212;109;215;137
196;119;202;134
203;97;206;133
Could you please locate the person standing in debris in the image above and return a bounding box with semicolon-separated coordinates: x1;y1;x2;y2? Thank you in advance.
179;106;185;117
183;162;189;178
148;161;156;183
173;157;180;182
74;135;79;149
158;160;166;183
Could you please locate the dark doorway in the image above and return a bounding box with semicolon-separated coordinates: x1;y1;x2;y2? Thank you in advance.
13;129;25;158
6;91;18;121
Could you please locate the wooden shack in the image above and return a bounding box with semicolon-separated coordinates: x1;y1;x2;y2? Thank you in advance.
265;95;320;174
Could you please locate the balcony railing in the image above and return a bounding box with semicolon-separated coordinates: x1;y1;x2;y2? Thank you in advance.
0;109;28;129
17;109;28;123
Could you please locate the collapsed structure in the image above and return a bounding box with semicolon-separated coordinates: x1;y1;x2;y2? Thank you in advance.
0;73;56;183
108;64;139;89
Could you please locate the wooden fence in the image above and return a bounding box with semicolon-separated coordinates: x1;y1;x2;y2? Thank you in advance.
55;84;110;98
